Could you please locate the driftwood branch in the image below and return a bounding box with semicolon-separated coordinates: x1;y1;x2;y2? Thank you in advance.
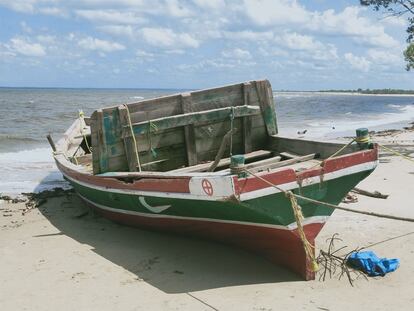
351;187;389;199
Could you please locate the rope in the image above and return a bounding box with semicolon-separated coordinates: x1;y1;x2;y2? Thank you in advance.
326;138;356;159
243;167;414;223
241;165;414;273
229;106;235;157
147;120;158;158
286;191;319;272
239;166;319;270
377;143;414;163
310;138;356;170
78;110;92;153
123;104;142;172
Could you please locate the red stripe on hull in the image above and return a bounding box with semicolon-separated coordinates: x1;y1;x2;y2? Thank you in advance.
57;162;191;193
234;146;378;195
83;199;324;280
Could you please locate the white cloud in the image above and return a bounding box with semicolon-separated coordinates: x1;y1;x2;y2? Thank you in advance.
279;32;321;51
243;0;310;26
77;37;125;52
367;49;403;66
20;21;32;33
310;7;399;48
274;32;338;61
221;48;251;59
166;0;193;17
76;9;146;24
38;7;67;17
344;53;370;72
36;35;56;44
97;25;135;38
8;37;46;56
193;0;225;10
223;30;274;41
0;0;36;13
140;27;199;48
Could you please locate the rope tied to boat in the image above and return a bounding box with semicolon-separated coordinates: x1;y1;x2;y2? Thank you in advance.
229;106;235;157
147;120;158;158
123;104;142;172
376;143;414;164
78;110;92;153
285;190;319;272
241;162;414;273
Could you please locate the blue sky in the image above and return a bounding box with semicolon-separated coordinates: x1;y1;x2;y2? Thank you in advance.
0;0;413;90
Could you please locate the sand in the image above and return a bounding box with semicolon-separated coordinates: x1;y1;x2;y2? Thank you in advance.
1;132;414;311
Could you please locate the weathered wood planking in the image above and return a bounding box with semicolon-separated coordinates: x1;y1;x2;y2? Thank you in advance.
127;106;261;135
242;82;253;153
90;80;276;174
254;80;277;136
170;150;272;173
181;93;197;166
118;105;138;172
269;136;357;159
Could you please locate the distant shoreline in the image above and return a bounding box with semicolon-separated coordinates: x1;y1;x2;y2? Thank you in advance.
274;91;414;97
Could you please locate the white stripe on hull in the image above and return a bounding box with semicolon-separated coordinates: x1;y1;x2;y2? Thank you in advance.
63;160;377;202
79;194;329;231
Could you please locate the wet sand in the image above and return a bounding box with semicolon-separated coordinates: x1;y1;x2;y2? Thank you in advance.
1;131;414;311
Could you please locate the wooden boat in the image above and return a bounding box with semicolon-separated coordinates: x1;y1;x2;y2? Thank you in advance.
51;80;378;280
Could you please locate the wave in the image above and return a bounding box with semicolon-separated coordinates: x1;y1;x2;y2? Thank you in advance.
0;134;41;143
0;147;69;194
131;96;145;100
283;104;414;139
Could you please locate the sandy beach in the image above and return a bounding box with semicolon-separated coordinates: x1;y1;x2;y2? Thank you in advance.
1;129;414;311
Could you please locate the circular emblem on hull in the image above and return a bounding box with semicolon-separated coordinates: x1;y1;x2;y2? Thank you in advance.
201;179;214;196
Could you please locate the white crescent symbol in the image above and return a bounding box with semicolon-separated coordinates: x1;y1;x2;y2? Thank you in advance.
139;197;171;213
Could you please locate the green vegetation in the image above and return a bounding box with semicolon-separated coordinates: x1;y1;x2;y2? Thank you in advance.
361;1;414;70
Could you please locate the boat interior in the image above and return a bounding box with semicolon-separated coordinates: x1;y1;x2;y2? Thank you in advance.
59;80;359;179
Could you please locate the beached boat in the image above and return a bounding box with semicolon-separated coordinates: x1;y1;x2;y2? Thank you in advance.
51;80;378;280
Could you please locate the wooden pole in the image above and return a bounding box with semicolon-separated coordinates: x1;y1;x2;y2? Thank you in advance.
46;134;57;152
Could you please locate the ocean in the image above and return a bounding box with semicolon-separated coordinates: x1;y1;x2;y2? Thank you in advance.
0;87;413;195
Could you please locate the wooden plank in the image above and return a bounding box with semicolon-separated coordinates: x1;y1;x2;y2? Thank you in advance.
118;105;138;172
245;156;282;170
242;82;253;153
170;150;272;173
127;105;261;136
181;93;197;166
279;151;300;159
269;135;357;159
249;154;315;173
255;80;278;136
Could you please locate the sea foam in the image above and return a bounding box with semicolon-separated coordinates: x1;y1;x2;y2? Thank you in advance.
0;147;70;194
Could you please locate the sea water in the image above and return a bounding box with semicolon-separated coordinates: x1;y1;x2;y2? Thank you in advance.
0;88;413;194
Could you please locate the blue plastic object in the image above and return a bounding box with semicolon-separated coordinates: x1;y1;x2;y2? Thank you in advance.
347;251;400;276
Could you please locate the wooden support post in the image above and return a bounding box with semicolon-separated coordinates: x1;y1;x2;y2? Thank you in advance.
90;111;101;174
96;109;109;173
181;93;197;166
118;105;138;172
256;80;278;136
242;82;253;154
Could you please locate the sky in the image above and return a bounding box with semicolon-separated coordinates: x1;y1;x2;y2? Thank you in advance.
0;0;413;90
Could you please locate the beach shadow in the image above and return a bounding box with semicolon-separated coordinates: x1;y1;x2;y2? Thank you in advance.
34;175;301;293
